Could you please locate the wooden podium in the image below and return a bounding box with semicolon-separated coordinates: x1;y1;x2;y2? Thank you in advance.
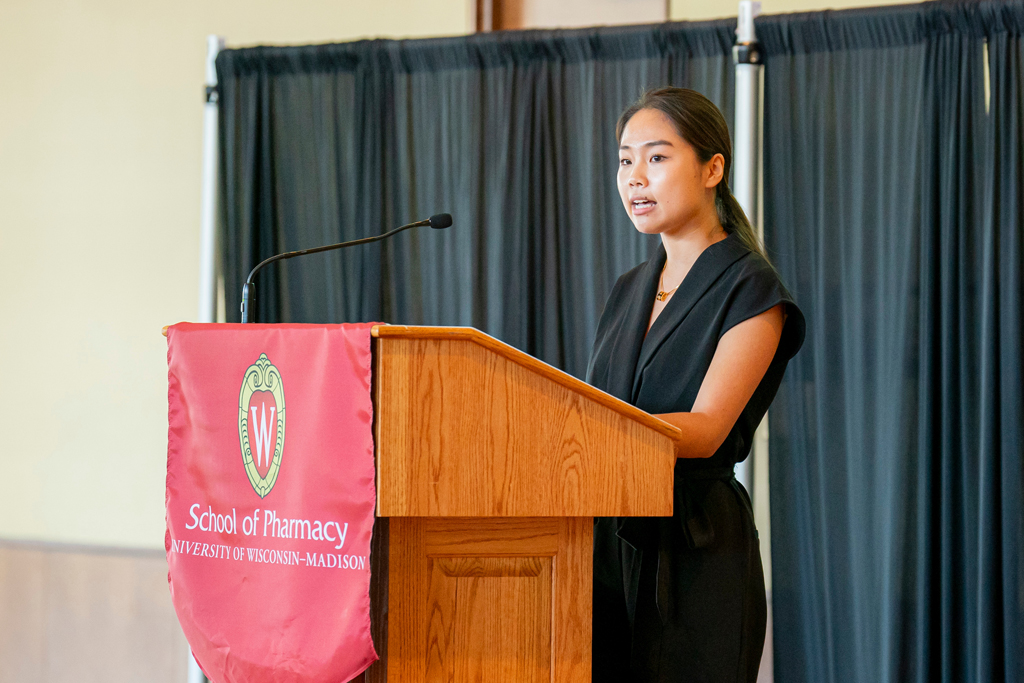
366;326;678;683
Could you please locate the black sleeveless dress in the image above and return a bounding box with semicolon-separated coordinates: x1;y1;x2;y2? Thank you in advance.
586;232;805;683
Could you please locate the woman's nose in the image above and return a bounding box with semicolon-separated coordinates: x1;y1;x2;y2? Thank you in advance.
629;167;646;187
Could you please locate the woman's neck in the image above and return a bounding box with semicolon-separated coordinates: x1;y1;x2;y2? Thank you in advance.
660;213;727;287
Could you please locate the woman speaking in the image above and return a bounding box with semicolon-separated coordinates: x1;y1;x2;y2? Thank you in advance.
587;87;805;682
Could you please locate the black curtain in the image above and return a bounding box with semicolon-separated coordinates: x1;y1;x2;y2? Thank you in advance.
217;4;1024;682
761;3;1024;682
216;23;735;378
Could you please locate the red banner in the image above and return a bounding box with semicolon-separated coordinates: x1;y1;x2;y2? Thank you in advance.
166;323;378;683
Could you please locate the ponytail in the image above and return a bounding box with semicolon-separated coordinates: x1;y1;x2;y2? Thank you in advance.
715;182;767;262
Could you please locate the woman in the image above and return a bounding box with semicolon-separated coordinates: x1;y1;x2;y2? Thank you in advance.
587;88;805;682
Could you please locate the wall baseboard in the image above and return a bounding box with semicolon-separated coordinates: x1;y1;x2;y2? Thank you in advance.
0;536;165;559
0;542;187;683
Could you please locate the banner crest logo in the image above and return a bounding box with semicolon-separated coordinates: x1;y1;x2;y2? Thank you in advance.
238;353;285;498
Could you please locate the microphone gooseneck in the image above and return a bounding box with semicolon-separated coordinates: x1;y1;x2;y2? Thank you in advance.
240;213;453;323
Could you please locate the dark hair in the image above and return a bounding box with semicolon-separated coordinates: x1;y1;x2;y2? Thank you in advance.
616;87;768;262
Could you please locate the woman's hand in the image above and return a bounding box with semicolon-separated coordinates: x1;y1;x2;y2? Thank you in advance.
656;304;785;458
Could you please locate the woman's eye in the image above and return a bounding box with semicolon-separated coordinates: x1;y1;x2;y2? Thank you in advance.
651;154;665;162
619;158;631;166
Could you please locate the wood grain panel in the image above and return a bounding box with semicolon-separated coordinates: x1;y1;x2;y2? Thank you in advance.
423;518;560;556
437;556;545;577
450;560;552;683
374;330;676;518
425;556;552;682
388;518;427;683
424;557;458;682
554;518;591;683
387;518;590;683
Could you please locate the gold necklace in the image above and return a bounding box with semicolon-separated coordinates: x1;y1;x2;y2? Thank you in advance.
656;266;679;302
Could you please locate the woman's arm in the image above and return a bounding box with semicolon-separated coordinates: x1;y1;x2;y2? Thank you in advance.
656;304;785;459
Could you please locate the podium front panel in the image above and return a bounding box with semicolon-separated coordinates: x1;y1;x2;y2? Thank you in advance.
374;331;675;518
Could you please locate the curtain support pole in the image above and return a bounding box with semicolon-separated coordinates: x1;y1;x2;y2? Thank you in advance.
732;1;763;497
191;36;225;683
199;34;225;326
733;8;772;680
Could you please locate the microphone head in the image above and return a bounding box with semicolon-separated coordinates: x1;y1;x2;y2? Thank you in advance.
428;213;453;230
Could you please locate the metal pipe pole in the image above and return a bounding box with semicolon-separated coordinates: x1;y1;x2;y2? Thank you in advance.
187;652;206;683
733;12;774;679
732;1;763;496
198;35;225;325
189;35;224;683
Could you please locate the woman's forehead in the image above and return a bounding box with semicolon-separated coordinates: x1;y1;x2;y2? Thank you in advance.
620;108;682;147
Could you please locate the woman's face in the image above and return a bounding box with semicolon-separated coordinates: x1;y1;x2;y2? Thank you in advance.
617;108;723;238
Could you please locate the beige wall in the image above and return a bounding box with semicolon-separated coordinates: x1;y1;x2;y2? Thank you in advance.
518;0;665;28
670;0;917;21
0;0;472;551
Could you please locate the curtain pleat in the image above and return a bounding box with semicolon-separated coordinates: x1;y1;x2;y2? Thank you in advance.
762;3;1024;682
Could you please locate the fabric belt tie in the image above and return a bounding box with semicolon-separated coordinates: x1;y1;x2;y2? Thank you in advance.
615;466;737;625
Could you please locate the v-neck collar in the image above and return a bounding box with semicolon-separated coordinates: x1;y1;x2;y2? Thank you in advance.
630;232;749;402
593;249;663;403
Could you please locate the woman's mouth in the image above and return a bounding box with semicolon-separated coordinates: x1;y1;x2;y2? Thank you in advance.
632;199;657;216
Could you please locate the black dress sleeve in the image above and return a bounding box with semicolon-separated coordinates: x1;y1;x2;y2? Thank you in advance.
718;255;806;361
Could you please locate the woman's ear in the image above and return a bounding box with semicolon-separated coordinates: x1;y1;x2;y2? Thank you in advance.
705;153;726;188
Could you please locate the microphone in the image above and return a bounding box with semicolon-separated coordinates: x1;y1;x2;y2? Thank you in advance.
240;213;453;323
